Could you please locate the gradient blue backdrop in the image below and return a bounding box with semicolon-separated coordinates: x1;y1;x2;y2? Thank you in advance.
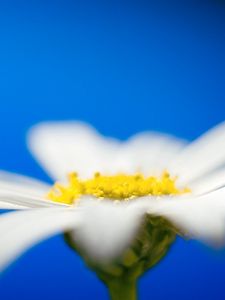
0;0;225;299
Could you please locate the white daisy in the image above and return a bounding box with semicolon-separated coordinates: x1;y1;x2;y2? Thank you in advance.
1;121;225;299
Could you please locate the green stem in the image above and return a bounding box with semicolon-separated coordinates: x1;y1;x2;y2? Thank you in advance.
106;277;137;300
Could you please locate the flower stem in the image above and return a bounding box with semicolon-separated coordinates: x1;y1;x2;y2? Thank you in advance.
106;277;137;300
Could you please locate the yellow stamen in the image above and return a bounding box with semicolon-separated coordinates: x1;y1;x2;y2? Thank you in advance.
47;171;190;205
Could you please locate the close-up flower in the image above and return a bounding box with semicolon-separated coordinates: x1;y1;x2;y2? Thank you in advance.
1;121;225;300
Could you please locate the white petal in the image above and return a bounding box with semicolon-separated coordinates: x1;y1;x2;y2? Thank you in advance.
0;207;82;272
113;132;186;175
170;121;225;184
144;188;225;246
28;122;120;180
0;190;69;209
69;198;145;263
0;171;68;209
191;168;225;195
0;200;27;210
28;121;185;180
0;170;50;197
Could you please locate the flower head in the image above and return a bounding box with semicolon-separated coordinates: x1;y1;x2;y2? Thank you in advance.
0;121;225;275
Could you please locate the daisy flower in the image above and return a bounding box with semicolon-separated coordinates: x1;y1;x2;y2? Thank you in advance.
1;121;225;300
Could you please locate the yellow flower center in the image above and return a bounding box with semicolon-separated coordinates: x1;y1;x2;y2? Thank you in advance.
47;171;190;205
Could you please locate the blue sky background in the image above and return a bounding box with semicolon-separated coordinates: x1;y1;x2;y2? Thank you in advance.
0;0;225;299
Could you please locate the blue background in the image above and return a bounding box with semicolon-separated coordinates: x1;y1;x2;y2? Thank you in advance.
0;0;225;299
